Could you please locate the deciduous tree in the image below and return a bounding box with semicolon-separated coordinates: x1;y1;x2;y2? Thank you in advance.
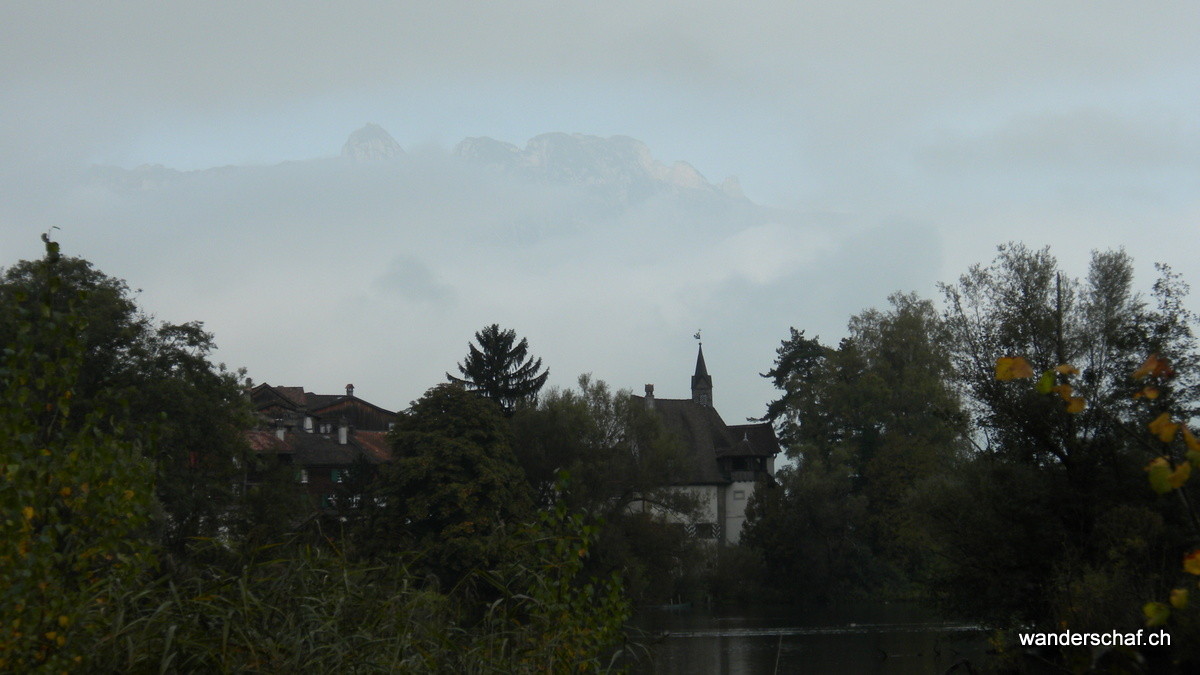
928;244;1197;626
360;383;533;584
511;375;698;601
0;246;252;554
745;293;967;598
0;236;154;671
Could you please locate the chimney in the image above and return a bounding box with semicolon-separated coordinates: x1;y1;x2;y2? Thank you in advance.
346;383;355;398
644;384;655;409
274;418;285;441
338;416;349;445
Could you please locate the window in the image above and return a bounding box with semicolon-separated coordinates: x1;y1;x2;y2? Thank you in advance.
296;468;309;484
323;494;336;509
332;469;345;483
733;490;745;500
694;523;718;539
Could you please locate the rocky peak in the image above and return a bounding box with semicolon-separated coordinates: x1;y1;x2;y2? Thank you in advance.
342;123;404;162
455;132;731;200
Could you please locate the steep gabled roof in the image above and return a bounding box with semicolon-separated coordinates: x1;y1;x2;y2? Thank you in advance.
724;423;782;457
632;395;781;485
250;383;399;432
250;383;304;413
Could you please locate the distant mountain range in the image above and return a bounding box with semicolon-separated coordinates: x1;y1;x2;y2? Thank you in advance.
454;132;743;200
86;124;747;206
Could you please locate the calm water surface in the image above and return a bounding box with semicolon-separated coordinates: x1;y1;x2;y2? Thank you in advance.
631;602;986;674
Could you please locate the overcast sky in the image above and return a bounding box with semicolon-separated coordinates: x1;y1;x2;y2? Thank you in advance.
2;1;1199;422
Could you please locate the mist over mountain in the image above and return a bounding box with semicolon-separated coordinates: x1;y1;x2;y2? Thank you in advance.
86;125;745;208
28;123;941;426
455;132;745;203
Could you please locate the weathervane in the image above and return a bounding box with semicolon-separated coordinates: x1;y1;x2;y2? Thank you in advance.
694;329;702;346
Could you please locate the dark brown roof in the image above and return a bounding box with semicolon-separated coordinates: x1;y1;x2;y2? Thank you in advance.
724;423;782;457
250;383;399;431
307;394;397;418
285;433;362;466
304;393;344;409
276;386;308;407
633;396;780;485
250;383;304;413
246;429;391;466
355;431;392;463
246;429;291;453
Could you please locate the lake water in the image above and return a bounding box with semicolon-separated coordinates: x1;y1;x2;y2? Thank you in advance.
629;602;987;674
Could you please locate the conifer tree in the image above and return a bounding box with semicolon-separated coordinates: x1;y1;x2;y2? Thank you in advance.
447;324;549;414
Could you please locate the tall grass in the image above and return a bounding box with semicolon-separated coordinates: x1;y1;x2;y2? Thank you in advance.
85;511;631;673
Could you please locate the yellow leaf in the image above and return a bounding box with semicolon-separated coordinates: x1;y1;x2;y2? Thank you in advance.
996;356;1035;381
1134;354;1174;380
1055;364;1080;375
1144;601;1171;627
1134;386;1160;400
1051;384;1074;401
21;506;33;521
1169;462;1192;489
1150;413;1181;443
1147;457;1173;494
1185;550;1200;575
1171;588;1189;610
1065;397;1086;414
1185;428;1200;453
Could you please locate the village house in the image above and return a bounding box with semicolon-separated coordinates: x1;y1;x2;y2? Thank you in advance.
633;345;781;545
246;382;396;509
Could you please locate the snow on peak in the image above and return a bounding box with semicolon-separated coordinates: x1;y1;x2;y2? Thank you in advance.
454;132;728;198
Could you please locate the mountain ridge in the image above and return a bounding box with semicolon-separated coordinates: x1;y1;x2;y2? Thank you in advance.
85;125;748;204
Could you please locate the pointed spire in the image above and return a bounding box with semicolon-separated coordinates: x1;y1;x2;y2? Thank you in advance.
691;343;713;406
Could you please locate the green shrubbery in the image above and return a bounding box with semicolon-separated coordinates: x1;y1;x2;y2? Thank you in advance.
1;238;632;672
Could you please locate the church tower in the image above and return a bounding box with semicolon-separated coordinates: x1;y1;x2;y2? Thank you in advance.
691;344;713;406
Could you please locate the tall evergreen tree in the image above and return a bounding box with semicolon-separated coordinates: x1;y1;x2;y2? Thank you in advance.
447;324;549;414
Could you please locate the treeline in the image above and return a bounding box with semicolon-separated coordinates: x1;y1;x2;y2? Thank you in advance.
742;243;1200;670
8;236;1200;671
0;237;711;672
